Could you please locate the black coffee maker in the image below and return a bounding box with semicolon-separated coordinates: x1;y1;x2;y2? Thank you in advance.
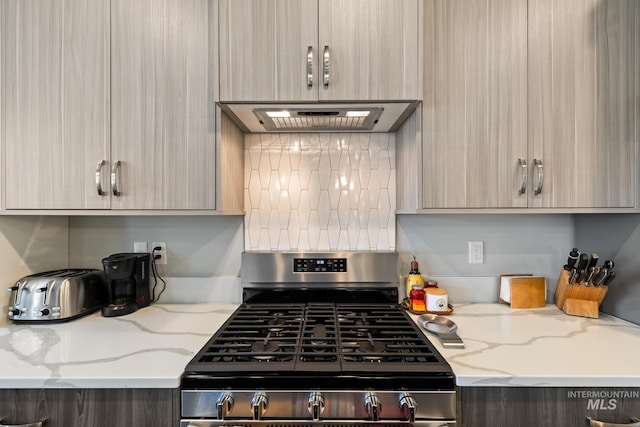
101;253;151;317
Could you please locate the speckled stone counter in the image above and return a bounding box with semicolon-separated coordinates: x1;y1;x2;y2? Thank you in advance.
413;303;640;387
0;304;237;388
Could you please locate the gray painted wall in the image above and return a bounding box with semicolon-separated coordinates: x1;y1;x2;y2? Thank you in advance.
575;214;640;325
397;214;574;302
68;216;244;277
0;216;69;325
65;214;576;306
397;214;573;276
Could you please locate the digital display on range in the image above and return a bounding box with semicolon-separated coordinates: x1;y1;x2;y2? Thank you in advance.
293;258;347;273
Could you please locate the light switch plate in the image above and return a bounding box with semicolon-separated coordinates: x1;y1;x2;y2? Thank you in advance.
133;241;148;253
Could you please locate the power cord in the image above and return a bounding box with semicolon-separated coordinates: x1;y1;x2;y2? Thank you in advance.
151;246;167;303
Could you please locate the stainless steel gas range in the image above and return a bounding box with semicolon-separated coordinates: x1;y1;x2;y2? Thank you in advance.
180;252;456;427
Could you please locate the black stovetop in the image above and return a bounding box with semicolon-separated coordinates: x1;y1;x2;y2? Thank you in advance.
183;302;453;386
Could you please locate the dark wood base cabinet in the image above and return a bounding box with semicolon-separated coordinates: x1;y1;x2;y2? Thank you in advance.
459;387;640;427
0;389;178;427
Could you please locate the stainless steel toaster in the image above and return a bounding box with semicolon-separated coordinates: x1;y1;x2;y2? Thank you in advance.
7;269;108;322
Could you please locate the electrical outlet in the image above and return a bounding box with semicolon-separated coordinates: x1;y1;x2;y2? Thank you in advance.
133;241;148;253
151;242;167;265
469;241;484;264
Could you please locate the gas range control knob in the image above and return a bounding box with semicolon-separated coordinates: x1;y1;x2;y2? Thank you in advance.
399;392;417;422
364;392;381;421
251;391;268;420
216;392;234;420
307;392;325;421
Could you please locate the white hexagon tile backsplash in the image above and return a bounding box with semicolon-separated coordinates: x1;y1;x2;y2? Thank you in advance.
244;133;396;251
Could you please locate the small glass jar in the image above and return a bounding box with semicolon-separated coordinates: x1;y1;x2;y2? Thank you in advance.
409;285;426;312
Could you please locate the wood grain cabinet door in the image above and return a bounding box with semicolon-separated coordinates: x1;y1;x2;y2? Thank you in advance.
318;0;420;101
219;0;319;102
422;0;528;208
1;0;110;210
460;387;640;427
111;0;216;210
219;0;418;102
528;0;639;208
0;388;177;427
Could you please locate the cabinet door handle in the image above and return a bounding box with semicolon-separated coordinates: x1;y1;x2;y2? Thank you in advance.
533;158;544;195
323;45;330;87
95;160;107;196
586;416;640;427
0;421;45;427
111;160;122;197
307;46;313;87
517;158;527;195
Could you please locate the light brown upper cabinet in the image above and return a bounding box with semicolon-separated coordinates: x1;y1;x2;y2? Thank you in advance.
527;0;638;209
110;0;217;210
1;0;219;211
422;0;528;208
421;0;639;209
218;0;420;102
1;0;110;209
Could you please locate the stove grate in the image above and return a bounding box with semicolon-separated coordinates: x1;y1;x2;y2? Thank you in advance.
186;303;448;372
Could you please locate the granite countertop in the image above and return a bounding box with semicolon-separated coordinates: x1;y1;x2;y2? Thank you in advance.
0;303;237;389
415;303;640;387
2;302;640;389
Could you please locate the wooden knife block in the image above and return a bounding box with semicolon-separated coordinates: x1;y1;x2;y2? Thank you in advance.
554;269;608;318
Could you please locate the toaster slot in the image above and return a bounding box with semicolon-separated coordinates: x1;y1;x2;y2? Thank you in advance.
11;280;26;306
36;280;54;306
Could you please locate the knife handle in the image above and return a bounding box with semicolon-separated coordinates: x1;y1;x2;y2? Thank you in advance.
568;268;578;285
564;248;580;271
584;266;596;286
575;269;586;284
587;252;599;270
576;253;589;270
603;260;615;270
592;268;608;287
603;271;616;286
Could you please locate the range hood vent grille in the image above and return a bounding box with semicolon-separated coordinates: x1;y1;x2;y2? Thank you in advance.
219;102;419;133
254;107;383;131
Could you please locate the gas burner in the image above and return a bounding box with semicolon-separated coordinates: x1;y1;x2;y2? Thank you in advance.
357;340;387;354
309;338;329;350
308;323;330;347
266;312;286;325
251;340;282;360
300;356;338;363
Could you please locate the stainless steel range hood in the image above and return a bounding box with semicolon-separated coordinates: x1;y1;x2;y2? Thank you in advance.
219;102;419;133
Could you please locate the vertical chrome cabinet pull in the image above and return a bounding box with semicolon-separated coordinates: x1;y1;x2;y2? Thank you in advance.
323;45;330;87
517;158;527;195
533;158;544;195
111;160;122;196
95;160;107;196
307;46;313;87
586;416;640;427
